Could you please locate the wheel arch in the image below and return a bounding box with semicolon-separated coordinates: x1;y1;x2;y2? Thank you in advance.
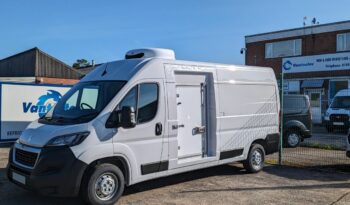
284;120;306;134
81;155;132;187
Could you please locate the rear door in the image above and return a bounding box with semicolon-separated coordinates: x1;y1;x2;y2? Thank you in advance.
283;95;312;129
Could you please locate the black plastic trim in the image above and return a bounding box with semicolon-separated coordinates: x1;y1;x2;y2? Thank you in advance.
265;133;280;155
125;53;144;59
219;148;244;160
7;145;87;197
141;160;168;175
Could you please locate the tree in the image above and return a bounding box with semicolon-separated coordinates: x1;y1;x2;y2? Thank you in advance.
72;59;90;68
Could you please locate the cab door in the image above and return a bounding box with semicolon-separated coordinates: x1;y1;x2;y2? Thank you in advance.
113;79;167;176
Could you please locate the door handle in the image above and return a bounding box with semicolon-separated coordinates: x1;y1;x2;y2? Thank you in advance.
155;122;162;136
172;124;184;130
193;126;206;135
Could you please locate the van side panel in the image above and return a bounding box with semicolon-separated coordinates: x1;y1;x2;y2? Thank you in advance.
216;67;279;157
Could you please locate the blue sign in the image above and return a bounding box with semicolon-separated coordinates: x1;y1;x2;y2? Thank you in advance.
283;60;292;70
22;90;62;117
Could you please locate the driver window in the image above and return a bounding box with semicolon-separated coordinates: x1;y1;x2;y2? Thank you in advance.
118;87;137;110
80;87;99;109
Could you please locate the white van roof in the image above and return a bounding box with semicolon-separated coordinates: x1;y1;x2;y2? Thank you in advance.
80;48;276;83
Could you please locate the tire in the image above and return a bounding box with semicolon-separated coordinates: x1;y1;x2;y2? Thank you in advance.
285;130;301;148
81;163;125;205
243;143;265;173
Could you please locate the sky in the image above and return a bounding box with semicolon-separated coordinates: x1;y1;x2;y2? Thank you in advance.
1;0;350;66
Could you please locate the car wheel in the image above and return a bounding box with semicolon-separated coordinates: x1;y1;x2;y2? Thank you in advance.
285;130;301;148
81;163;125;205
243;143;265;173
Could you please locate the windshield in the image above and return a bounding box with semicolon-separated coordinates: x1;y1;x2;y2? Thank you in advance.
331;96;350;109
40;81;126;124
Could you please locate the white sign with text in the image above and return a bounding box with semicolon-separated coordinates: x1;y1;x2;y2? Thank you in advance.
282;52;350;73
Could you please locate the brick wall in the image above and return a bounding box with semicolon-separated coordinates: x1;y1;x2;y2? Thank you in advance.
246;29;350;79
35;77;79;85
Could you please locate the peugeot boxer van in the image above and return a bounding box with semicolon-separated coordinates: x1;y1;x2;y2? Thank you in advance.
7;48;280;205
324;89;350;133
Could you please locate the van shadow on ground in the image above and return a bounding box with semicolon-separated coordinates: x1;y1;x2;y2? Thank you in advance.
123;164;245;196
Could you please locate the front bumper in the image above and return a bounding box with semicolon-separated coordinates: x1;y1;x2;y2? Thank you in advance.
323;119;350;128
7;144;87;197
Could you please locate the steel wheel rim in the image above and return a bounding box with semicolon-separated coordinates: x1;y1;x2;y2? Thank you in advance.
288;133;299;146
251;149;263;170
94;172;118;201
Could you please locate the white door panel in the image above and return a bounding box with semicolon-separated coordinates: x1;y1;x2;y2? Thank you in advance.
176;85;203;158
113;79;166;176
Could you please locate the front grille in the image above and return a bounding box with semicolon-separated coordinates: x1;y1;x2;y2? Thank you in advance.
15;148;38;167
330;114;349;122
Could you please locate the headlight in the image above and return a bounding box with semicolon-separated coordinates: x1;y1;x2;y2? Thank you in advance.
46;132;90;147
325;111;330;117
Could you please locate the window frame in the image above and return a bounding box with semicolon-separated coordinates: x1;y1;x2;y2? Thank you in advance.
265;39;302;59
337;33;350;52
117;82;160;125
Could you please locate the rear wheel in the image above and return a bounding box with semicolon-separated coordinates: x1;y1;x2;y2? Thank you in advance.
243;143;265;173
81;163;125;205
285;130;301;148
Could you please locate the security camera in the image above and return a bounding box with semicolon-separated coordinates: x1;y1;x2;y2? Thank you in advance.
240;48;247;54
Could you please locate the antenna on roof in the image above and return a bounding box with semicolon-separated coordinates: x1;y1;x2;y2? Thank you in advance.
101;63;108;76
303;16;307;26
312;17;319;25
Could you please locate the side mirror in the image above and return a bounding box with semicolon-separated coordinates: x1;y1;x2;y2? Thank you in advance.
105;106;136;128
119;106;136;128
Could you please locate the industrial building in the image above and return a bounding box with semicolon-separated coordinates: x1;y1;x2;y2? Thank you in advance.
245;20;350;124
0;47;84;85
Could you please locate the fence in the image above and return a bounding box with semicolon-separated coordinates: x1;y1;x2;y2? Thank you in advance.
267;72;350;172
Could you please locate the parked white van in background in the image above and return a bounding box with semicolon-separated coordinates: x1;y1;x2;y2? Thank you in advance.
324;89;350;133
7;48;280;205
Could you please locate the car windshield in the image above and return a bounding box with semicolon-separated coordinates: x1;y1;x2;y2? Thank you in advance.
40;81;126;124
331;96;350;109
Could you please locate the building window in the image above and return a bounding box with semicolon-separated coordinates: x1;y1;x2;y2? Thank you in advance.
337;33;350;52
265;39;302;58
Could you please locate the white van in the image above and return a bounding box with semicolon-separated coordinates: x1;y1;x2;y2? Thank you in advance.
324;89;350;132
7;48;280;205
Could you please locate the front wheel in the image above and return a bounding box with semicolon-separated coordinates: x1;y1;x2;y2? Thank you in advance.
243;143;265;173
81;163;125;205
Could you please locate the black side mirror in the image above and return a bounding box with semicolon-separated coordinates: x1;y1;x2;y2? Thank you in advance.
119;106;136;128
105;106;136;128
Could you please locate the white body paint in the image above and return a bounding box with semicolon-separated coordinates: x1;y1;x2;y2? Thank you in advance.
19;48;280;185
